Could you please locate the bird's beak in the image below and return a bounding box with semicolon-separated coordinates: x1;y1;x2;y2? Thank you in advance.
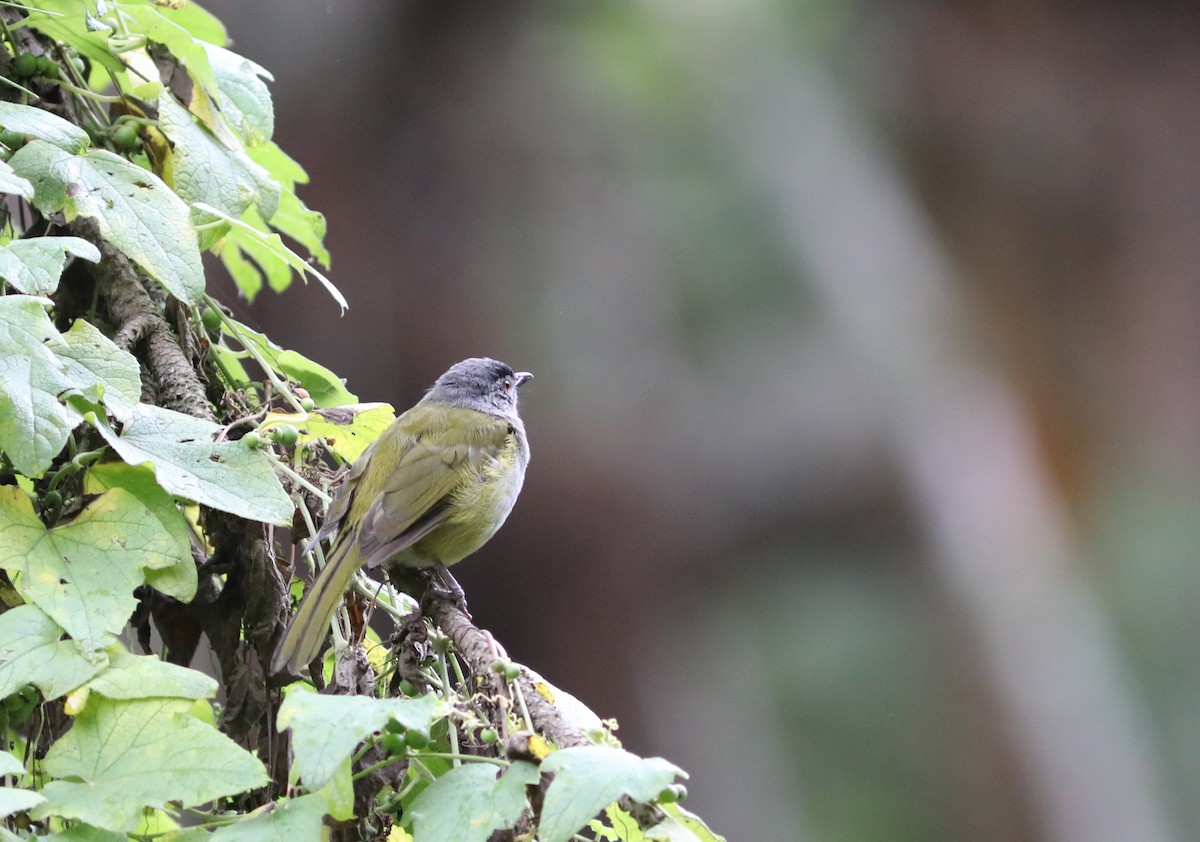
514;371;534;387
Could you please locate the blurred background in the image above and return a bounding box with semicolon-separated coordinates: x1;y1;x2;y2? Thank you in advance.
203;1;1200;839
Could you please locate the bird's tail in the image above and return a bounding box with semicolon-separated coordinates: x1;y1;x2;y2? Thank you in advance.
271;538;362;675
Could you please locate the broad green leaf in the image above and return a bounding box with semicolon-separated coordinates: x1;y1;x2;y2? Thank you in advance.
35;696;268;832
0;486;191;660
246;140;308;190
0;159;34;199
44;823;128;842
83;647;215;701
0;603;104;700
659;805;725;842
174;793;328;842
263;404;394;463
0;752;23;777
539;747;686;842
407;761;538;842
22;5;126;81
0;102;89;153
0;236;100;295
157;94;278;250
10;140;205;304
0;295;78;476
277;689;440;790
203;203;345;310
58;318;142;423
201;42;274;146
84;461;196;600
266;187;330;269
114;3;219;96
155;0;227;47
93;403;294;526
226;318;357;407
0;786;45;819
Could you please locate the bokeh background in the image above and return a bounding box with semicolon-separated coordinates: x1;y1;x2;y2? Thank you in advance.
203;2;1200;840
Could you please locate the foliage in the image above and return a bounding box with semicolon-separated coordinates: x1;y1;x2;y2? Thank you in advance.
0;2;721;840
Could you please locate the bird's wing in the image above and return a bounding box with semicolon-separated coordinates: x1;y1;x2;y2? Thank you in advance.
354;406;510;569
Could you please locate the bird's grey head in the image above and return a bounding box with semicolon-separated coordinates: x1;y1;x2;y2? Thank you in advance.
423;358;533;417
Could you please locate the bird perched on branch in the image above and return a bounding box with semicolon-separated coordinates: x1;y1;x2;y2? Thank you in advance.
272;357;533;675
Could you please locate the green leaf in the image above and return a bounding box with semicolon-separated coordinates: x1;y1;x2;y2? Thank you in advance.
277;689;440;790
22;5;127;82
0;751;24;777
156;93;278;250
0;486;191;660
263;403;394;464
174;793;328;842
154;0;228;47
83;647;216;701
0;102;89;153
0;236;100;295
84;461;196;600
227;318;357;407
114;3;219;96
44;823;129;842
539;747;686;842
0;295;80;476
93;403;294;526
407;761;538;842
266;186;330;269
9;140;205;304
0;786;45;819
201;43;274;146
0;604;104;700
0;159;34;199
245;140;308;190
57;318;142;423
203;203;345;310
35;696;268;832
658;804;726;842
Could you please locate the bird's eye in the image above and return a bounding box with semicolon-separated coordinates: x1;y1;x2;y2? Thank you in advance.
502;379;513;391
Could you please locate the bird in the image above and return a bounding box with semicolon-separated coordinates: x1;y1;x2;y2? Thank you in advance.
271;357;533;675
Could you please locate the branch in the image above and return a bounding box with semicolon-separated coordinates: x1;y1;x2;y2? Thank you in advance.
424;597;596;749
71;218;213;421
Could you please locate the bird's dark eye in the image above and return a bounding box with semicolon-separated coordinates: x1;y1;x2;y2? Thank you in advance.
502;378;513;391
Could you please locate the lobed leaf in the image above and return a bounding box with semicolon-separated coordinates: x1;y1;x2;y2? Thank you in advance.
9;140;205;304
0;603;103;701
407;761;539;842
0;486;191;660
202;42;274;146
35;696;268;832
0;236;100;295
93;403;294;526
277;689;441;790
263;404;395;464
0;102;89;153
0;159;34;199
539;746;686;842
82;647;216;701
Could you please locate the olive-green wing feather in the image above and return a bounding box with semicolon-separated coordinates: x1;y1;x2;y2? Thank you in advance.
356;409;512;568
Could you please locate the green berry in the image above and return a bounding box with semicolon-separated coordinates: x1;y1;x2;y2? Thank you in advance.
35;56;58;79
657;784;687;804
381;732;406;757
490;659;509;675
112;122;139;152
200;305;222;332
503;663;521;682
241;431;261;449
384;717;406;734
300;397;316;412
0;128;25;151
404;729;429;750
398;679;417;696
270;424;299;448
479;728;499;745
14;53;37;78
